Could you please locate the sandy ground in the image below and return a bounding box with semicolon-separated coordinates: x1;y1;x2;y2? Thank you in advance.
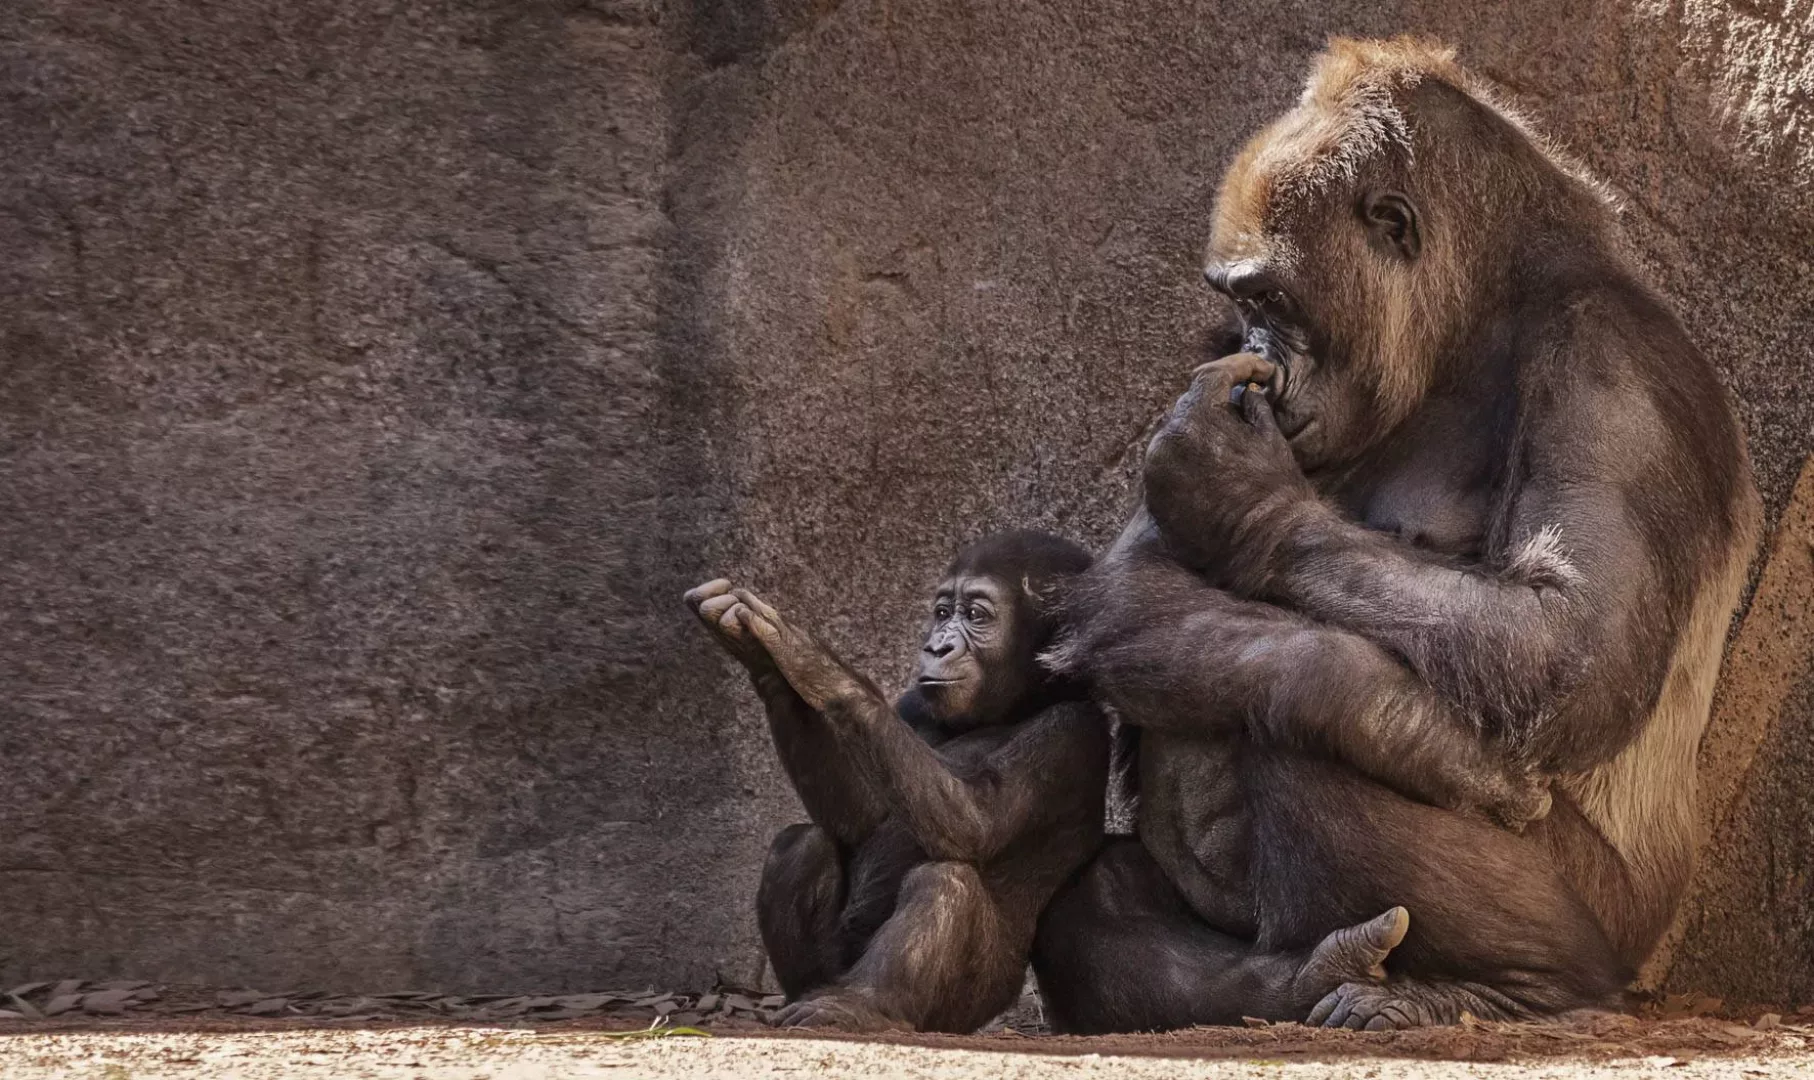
5;1015;1814;1080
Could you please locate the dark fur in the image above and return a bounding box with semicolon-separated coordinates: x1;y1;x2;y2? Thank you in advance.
693;532;1110;1032
1035;38;1760;1031
696;532;1410;1032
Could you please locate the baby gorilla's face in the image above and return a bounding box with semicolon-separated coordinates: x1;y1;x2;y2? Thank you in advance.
913;573;1033;727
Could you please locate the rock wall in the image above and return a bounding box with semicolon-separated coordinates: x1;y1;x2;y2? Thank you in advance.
1;0;1809;1001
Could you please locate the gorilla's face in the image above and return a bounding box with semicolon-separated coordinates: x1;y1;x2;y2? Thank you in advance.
913;574;1032;728
1203;182;1430;473
1201;256;1385;472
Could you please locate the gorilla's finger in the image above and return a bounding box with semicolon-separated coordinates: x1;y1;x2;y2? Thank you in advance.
697;592;741;624
733;588;782;623
719;601;751;634
1191;352;1275;390
1380;1005;1413;1029
683;579;734;608
1364;1014;1395;1032
1241;382;1285;439
736;603;783;648
1306;990;1340;1027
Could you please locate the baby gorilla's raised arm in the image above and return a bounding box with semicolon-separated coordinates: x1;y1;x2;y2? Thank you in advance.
685;579;887;846
722;587;1104;862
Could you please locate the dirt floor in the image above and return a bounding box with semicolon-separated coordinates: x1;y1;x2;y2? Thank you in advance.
4;986;1814;1080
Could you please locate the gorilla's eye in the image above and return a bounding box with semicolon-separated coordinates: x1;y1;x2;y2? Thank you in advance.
965;605;992;625
1264;289;1286;306
933;603;953;621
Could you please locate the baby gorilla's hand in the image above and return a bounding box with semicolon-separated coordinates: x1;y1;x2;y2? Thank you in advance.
721;588;867;712
684;578;778;678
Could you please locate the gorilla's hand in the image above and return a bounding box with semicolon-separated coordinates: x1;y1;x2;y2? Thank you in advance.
727;589;871;712
687;581;870;709
685;578;778;678
1143;353;1317;591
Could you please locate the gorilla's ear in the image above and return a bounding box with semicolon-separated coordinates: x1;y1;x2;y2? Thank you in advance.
1361;190;1421;260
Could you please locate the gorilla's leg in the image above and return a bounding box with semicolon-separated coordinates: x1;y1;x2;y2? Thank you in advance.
773;861;1026;1034
1031;839;1408;1034
1246;755;1630;1029
757;824;847;999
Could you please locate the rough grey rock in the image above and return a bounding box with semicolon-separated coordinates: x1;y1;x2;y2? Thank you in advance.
0;0;1809;1000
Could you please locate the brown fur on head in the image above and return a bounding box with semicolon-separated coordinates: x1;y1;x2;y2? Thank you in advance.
1205;37;1617;469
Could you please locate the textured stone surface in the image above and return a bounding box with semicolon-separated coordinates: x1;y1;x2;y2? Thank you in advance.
0;0;1809;998
1666;461;1814;1006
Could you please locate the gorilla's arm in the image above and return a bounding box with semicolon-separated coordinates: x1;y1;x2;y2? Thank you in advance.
1254;484;1655;767
1065;547;1550;827
717;586;1108;862
1143;370;1665;772
685;580;890;847
822;697;1110;862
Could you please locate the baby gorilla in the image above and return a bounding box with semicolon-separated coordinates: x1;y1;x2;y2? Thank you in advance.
687;531;1410;1033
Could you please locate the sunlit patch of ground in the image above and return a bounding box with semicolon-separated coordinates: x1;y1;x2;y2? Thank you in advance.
5;1013;1814;1080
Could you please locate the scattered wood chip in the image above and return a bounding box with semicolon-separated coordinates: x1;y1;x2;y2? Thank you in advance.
43;994;82;1017
522;996;562;1009
165;1004;215;1014
49;980;85;998
1756;1013;1782;1030
0;1010;23;1021
93;980;150;992
6;995;42;1019
5;983;49;999
635;994;678;1009
695;993;720;1013
555;994;610;1011
243;998;290;1016
217;990;268;1008
374;991;435;1000
668;1012;702;1027
722;994;758;1013
759;995;785;1009
1241;1016;1269;1028
534;1007;595;1020
81;990;136;1015
1645;1056;1685;1068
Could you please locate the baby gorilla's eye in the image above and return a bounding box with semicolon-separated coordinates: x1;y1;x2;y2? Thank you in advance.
1265;289;1287;306
965;606;992;625
933;603;953;621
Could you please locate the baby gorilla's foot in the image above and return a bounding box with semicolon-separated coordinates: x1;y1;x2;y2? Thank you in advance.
1293;906;1409;1002
771;991;905;1032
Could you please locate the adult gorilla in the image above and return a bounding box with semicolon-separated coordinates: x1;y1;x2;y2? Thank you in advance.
1032;38;1760;1032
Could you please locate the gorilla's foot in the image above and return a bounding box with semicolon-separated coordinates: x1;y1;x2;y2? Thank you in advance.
1307;977;1526;1030
1295;906;1409;996
771;991;907;1032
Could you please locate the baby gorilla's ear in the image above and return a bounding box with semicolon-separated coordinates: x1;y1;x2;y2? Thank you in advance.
1020;573;1058;615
